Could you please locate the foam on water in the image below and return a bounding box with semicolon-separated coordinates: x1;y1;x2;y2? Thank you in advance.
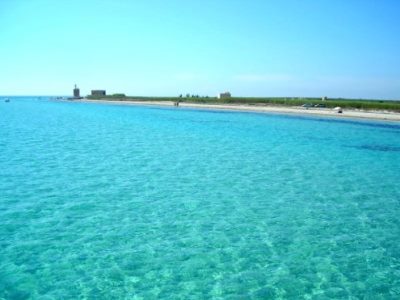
1;98;400;299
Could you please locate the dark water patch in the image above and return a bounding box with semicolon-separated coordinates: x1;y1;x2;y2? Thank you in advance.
346;144;400;152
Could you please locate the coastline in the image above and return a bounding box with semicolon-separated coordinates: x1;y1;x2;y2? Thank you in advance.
77;99;400;122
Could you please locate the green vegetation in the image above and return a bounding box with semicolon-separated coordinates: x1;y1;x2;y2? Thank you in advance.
111;93;126;98
85;95;400;112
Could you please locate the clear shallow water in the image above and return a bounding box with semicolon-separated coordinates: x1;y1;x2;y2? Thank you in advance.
1;97;400;299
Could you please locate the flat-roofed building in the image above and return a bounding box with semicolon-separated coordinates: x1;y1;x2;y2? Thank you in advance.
91;90;106;96
217;92;231;99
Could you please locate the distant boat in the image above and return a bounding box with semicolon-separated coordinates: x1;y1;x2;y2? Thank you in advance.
4;98;10;103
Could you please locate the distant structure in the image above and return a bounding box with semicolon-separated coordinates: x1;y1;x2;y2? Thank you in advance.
217;92;231;99
91;90;106;96
322;96;328;101
73;84;80;98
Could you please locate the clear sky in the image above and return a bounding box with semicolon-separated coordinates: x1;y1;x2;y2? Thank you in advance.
1;0;399;99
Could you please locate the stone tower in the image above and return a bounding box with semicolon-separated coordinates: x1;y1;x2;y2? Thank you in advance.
73;84;80;98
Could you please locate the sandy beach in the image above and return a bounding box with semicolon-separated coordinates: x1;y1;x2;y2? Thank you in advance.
78;99;400;122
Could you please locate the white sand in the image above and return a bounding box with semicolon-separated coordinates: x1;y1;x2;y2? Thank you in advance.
77;99;400;122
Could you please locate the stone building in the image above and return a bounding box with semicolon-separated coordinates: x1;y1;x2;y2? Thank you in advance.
91;90;106;96
73;84;80;98
217;92;231;99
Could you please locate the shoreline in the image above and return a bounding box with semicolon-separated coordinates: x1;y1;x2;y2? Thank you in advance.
76;99;400;122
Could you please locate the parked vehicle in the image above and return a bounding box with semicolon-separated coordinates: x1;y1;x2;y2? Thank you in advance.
334;106;343;113
301;103;313;108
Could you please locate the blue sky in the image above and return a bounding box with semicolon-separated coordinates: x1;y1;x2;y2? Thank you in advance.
1;0;399;99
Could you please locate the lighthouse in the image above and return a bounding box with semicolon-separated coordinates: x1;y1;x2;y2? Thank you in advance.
73;84;80;98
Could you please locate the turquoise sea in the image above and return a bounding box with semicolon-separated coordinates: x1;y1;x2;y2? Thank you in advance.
1;97;400;299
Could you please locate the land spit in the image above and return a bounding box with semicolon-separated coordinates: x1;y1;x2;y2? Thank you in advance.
78;99;400;122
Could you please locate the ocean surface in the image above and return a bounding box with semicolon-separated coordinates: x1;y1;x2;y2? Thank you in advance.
1;97;400;299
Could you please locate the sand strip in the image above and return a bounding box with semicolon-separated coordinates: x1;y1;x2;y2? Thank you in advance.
76;99;400;122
